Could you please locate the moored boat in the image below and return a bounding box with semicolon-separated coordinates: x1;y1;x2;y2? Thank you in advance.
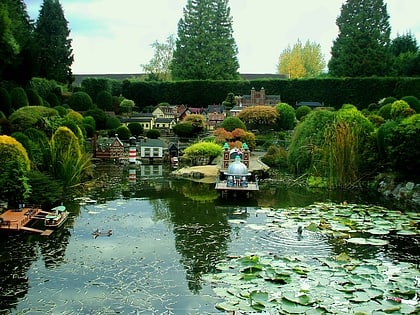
44;205;69;228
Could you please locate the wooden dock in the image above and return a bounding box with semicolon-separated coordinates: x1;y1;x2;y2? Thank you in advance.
0;206;53;235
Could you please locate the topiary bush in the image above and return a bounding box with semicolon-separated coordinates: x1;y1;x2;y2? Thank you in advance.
295;105;311;121
46;93;61;107
387;114;420;180
127;122;143;137
276;102;296;130
105;115;121;130
401;95;420;113
10;87;29;110
145;129;161;139
380;96;397;106
9;106;59;132
376;119;398;162
96;90;113;111
85;108;107;130
220;116;246;132
378;103;392;120
0;135;31;205
115;125;131;140
26;88;43;106
390;100;410;119
67;91;93;111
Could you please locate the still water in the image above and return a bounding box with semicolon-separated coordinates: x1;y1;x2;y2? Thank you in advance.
0;164;418;314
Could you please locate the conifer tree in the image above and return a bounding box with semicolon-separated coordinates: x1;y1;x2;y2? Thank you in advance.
171;0;239;80
328;0;392;77
0;0;35;83
33;0;73;84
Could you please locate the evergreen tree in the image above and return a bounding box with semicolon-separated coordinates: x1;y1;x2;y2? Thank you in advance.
390;32;418;56
171;0;239;80
33;0;73;85
0;0;35;84
390;32;420;76
328;0;392;77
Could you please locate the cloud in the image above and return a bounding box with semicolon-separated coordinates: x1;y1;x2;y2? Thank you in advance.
24;0;420;74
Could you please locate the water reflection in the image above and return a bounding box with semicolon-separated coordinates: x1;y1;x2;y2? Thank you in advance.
0;164;418;314
169;202;231;293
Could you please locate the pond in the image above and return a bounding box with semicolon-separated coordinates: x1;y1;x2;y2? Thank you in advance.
0;164;419;314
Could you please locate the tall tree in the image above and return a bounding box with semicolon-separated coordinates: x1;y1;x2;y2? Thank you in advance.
141;34;175;81
328;0;392;77
277;39;325;78
33;0;73;85
171;0;239;80
390;32;418;56
0;0;35;84
390;32;420;76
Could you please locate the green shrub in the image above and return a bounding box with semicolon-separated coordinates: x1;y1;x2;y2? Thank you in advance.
105;115;121;130
115;125;131;140
82;116;96;130
390;100;410;119
127;122;143;137
81;78;112;101
0;135;31;205
23;128;50;170
367;102;380;111
26;88;43;106
173;122;194;137
401;95;420;113
46;93;61;107
367;114;385;127
10;87;29;110
295;105;311;121
380;96;397;106
85;108;107;130
184;141;222;164
220;116;246;132
9;106;59;132
49;126;92;189
27;170;63;205
276;102;296;130
288;110;335;175
146;129;160;139
30;77;61;99
376;120;398;161
54;105;68;117
68;91;93;111
387;114;420;180
96;90;113;111
378;103;392;120
261;145;288;169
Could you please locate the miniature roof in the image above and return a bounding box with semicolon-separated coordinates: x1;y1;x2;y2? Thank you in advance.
225;156;250;176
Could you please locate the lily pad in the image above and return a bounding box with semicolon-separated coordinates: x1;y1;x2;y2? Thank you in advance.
366;228;390;235
346;237;389;246
281;298;313;314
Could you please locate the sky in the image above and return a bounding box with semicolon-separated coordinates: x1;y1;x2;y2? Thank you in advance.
25;0;420;75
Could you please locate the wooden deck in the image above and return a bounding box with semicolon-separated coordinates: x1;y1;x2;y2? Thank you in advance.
0;206;52;235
